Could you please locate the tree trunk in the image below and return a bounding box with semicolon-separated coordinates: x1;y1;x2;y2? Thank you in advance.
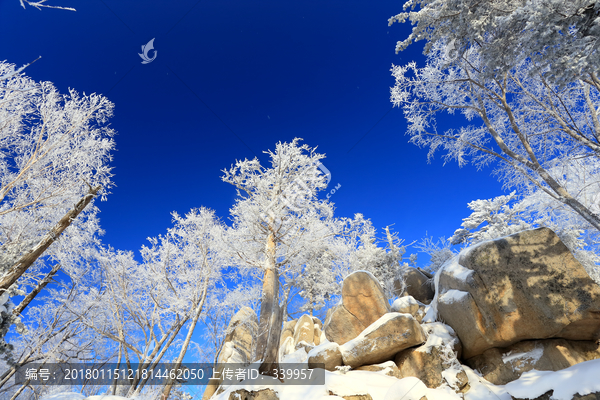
160;279;209;400
0;185;100;294
258;299;282;377
12;263;61;316
256;231;281;376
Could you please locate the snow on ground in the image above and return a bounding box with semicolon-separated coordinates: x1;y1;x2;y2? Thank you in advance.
281;347;308;363
504;358;600;400
40;358;600;400
39;393;86;400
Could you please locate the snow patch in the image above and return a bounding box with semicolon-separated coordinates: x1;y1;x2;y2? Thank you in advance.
279;335;296;359
502;346;544;365
307;342;339;359
417;322;457;354
438;289;469;305
505;358;600;400
391;296;418;313
40;394;86;400
463;366;512;400
281;347;308;363
442;255;474;283
345;269;383;287
340;313;411;357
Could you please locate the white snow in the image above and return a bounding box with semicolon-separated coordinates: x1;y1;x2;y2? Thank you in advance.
344;269;385;287
295;318;313;332
307;342;339;359
417;322;457;354
281;347;308;363
391;296;419;313
441;255;473;282
40;394;86;400
279;335;296;359
320;330;329;344
505;358;600;400
358;312;404;337
463;366;512;400
339;313;412;358
42;353;600;400
502;346;544;365
438;289;469;305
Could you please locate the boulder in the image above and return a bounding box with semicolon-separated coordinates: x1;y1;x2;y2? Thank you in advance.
391;296;420;316
228;389;278;400
466;338;600;385
394;323;468;392
312;316;323;329
203;307;258;400
279;330;293;348
307;342;343;371
314;324;322;346
293;314;315;346
436;228;600;359
324;271;390;345
295;340;315;353
220;306;258;364
342;271;390;328
324;305;366;345
278;335;295;360
281;319;297;337
340;313;426;368
355;361;400;378
394;268;434;304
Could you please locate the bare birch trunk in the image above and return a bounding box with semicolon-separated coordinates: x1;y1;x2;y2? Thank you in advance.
256;231;281;376
0;185;100;294
12;263;61;316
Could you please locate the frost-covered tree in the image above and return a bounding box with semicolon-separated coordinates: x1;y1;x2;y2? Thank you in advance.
415;235;456;274
340;217;413;299
0;60;114;361
451;190;600;282
17;0;75;10
0;277;112;399
62;208;227;398
390;0;600;85
222;139;341;375
390;41;600;232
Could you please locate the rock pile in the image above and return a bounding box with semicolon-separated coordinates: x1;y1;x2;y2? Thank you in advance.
204;228;600;400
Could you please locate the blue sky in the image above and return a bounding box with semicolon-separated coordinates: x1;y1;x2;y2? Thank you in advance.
0;0;505;264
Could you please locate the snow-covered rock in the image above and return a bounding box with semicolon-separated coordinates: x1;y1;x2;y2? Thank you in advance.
324;304;366;345
394;267;434;304
324;271;390;345
308;342;343;371
395;322;468;392
436;228;600;359
465;337;600;385
340;313;425;368
391;296;419;316
293;314;315;347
